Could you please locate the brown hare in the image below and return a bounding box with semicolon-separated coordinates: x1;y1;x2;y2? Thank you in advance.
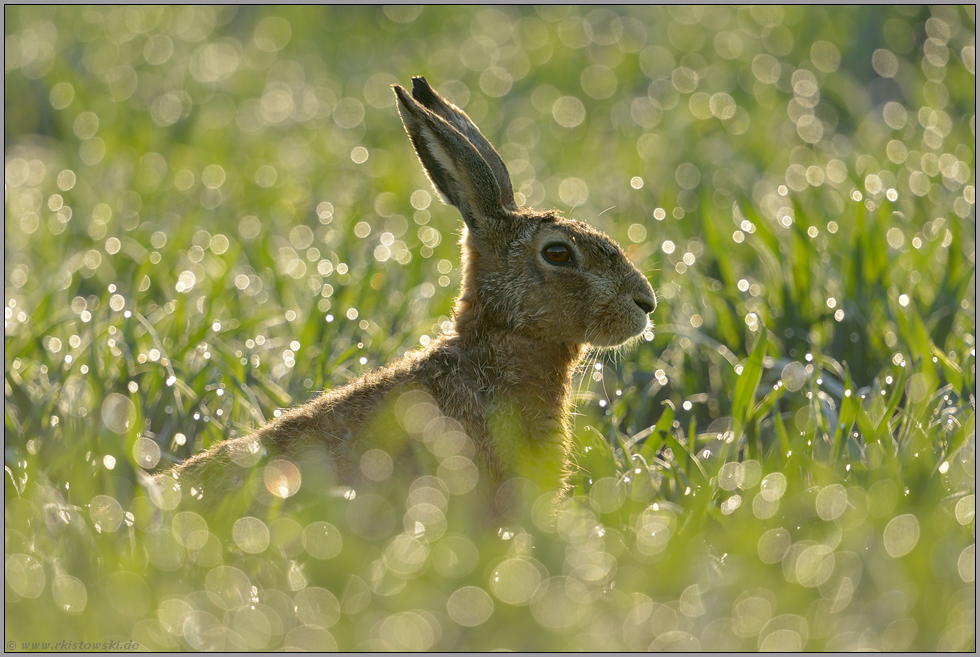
156;76;655;512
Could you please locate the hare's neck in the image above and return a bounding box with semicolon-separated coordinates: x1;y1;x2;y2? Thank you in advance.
466;331;585;495
460;330;586;414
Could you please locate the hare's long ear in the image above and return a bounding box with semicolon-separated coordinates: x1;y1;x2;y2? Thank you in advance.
393;81;512;240
408;76;516;212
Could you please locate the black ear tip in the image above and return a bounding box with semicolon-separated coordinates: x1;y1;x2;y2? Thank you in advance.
391;84;411;104
411;76;436;102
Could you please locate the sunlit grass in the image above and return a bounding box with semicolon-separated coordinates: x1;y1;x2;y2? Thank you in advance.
5;5;975;651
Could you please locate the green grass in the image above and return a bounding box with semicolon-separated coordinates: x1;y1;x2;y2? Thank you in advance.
4;5;976;651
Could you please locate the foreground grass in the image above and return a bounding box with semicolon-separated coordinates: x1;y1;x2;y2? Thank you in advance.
5;5;976;651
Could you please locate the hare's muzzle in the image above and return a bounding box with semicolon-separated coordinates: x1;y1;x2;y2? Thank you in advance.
625;273;657;339
630;268;657;317
634;295;656;315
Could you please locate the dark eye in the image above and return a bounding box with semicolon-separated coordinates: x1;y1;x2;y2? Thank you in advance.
543;243;572;265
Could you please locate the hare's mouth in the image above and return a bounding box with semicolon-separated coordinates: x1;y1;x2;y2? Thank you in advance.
586;312;650;347
577;292;652;346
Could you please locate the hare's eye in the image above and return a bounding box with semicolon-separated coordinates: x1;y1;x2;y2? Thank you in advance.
543;243;573;265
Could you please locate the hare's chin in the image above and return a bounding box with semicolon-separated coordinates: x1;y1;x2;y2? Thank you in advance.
588;326;647;348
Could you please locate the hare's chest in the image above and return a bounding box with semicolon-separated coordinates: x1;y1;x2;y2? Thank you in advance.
484;400;571;494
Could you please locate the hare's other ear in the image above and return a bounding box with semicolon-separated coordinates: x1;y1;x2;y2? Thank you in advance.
393;80;511;240
409;76;516;212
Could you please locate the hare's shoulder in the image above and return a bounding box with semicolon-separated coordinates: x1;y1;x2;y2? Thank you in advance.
268;352;427;442
261;342;463;434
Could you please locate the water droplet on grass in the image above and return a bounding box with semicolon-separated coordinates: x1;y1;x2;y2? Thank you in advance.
447;586;494;627
882;514;919;557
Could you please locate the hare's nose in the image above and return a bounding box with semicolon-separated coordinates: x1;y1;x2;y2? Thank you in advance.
634;295;656;314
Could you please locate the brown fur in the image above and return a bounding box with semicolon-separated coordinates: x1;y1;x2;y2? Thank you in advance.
157;77;655;508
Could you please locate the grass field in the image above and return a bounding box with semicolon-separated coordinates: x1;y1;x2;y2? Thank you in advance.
4;5;976;651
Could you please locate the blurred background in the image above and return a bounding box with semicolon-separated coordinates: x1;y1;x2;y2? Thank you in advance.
4;5;976;651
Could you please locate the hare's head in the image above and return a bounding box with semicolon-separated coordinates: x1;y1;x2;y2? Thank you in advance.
394;77;655;348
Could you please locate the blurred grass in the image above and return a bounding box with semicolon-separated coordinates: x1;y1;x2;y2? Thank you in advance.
4;5;976;651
